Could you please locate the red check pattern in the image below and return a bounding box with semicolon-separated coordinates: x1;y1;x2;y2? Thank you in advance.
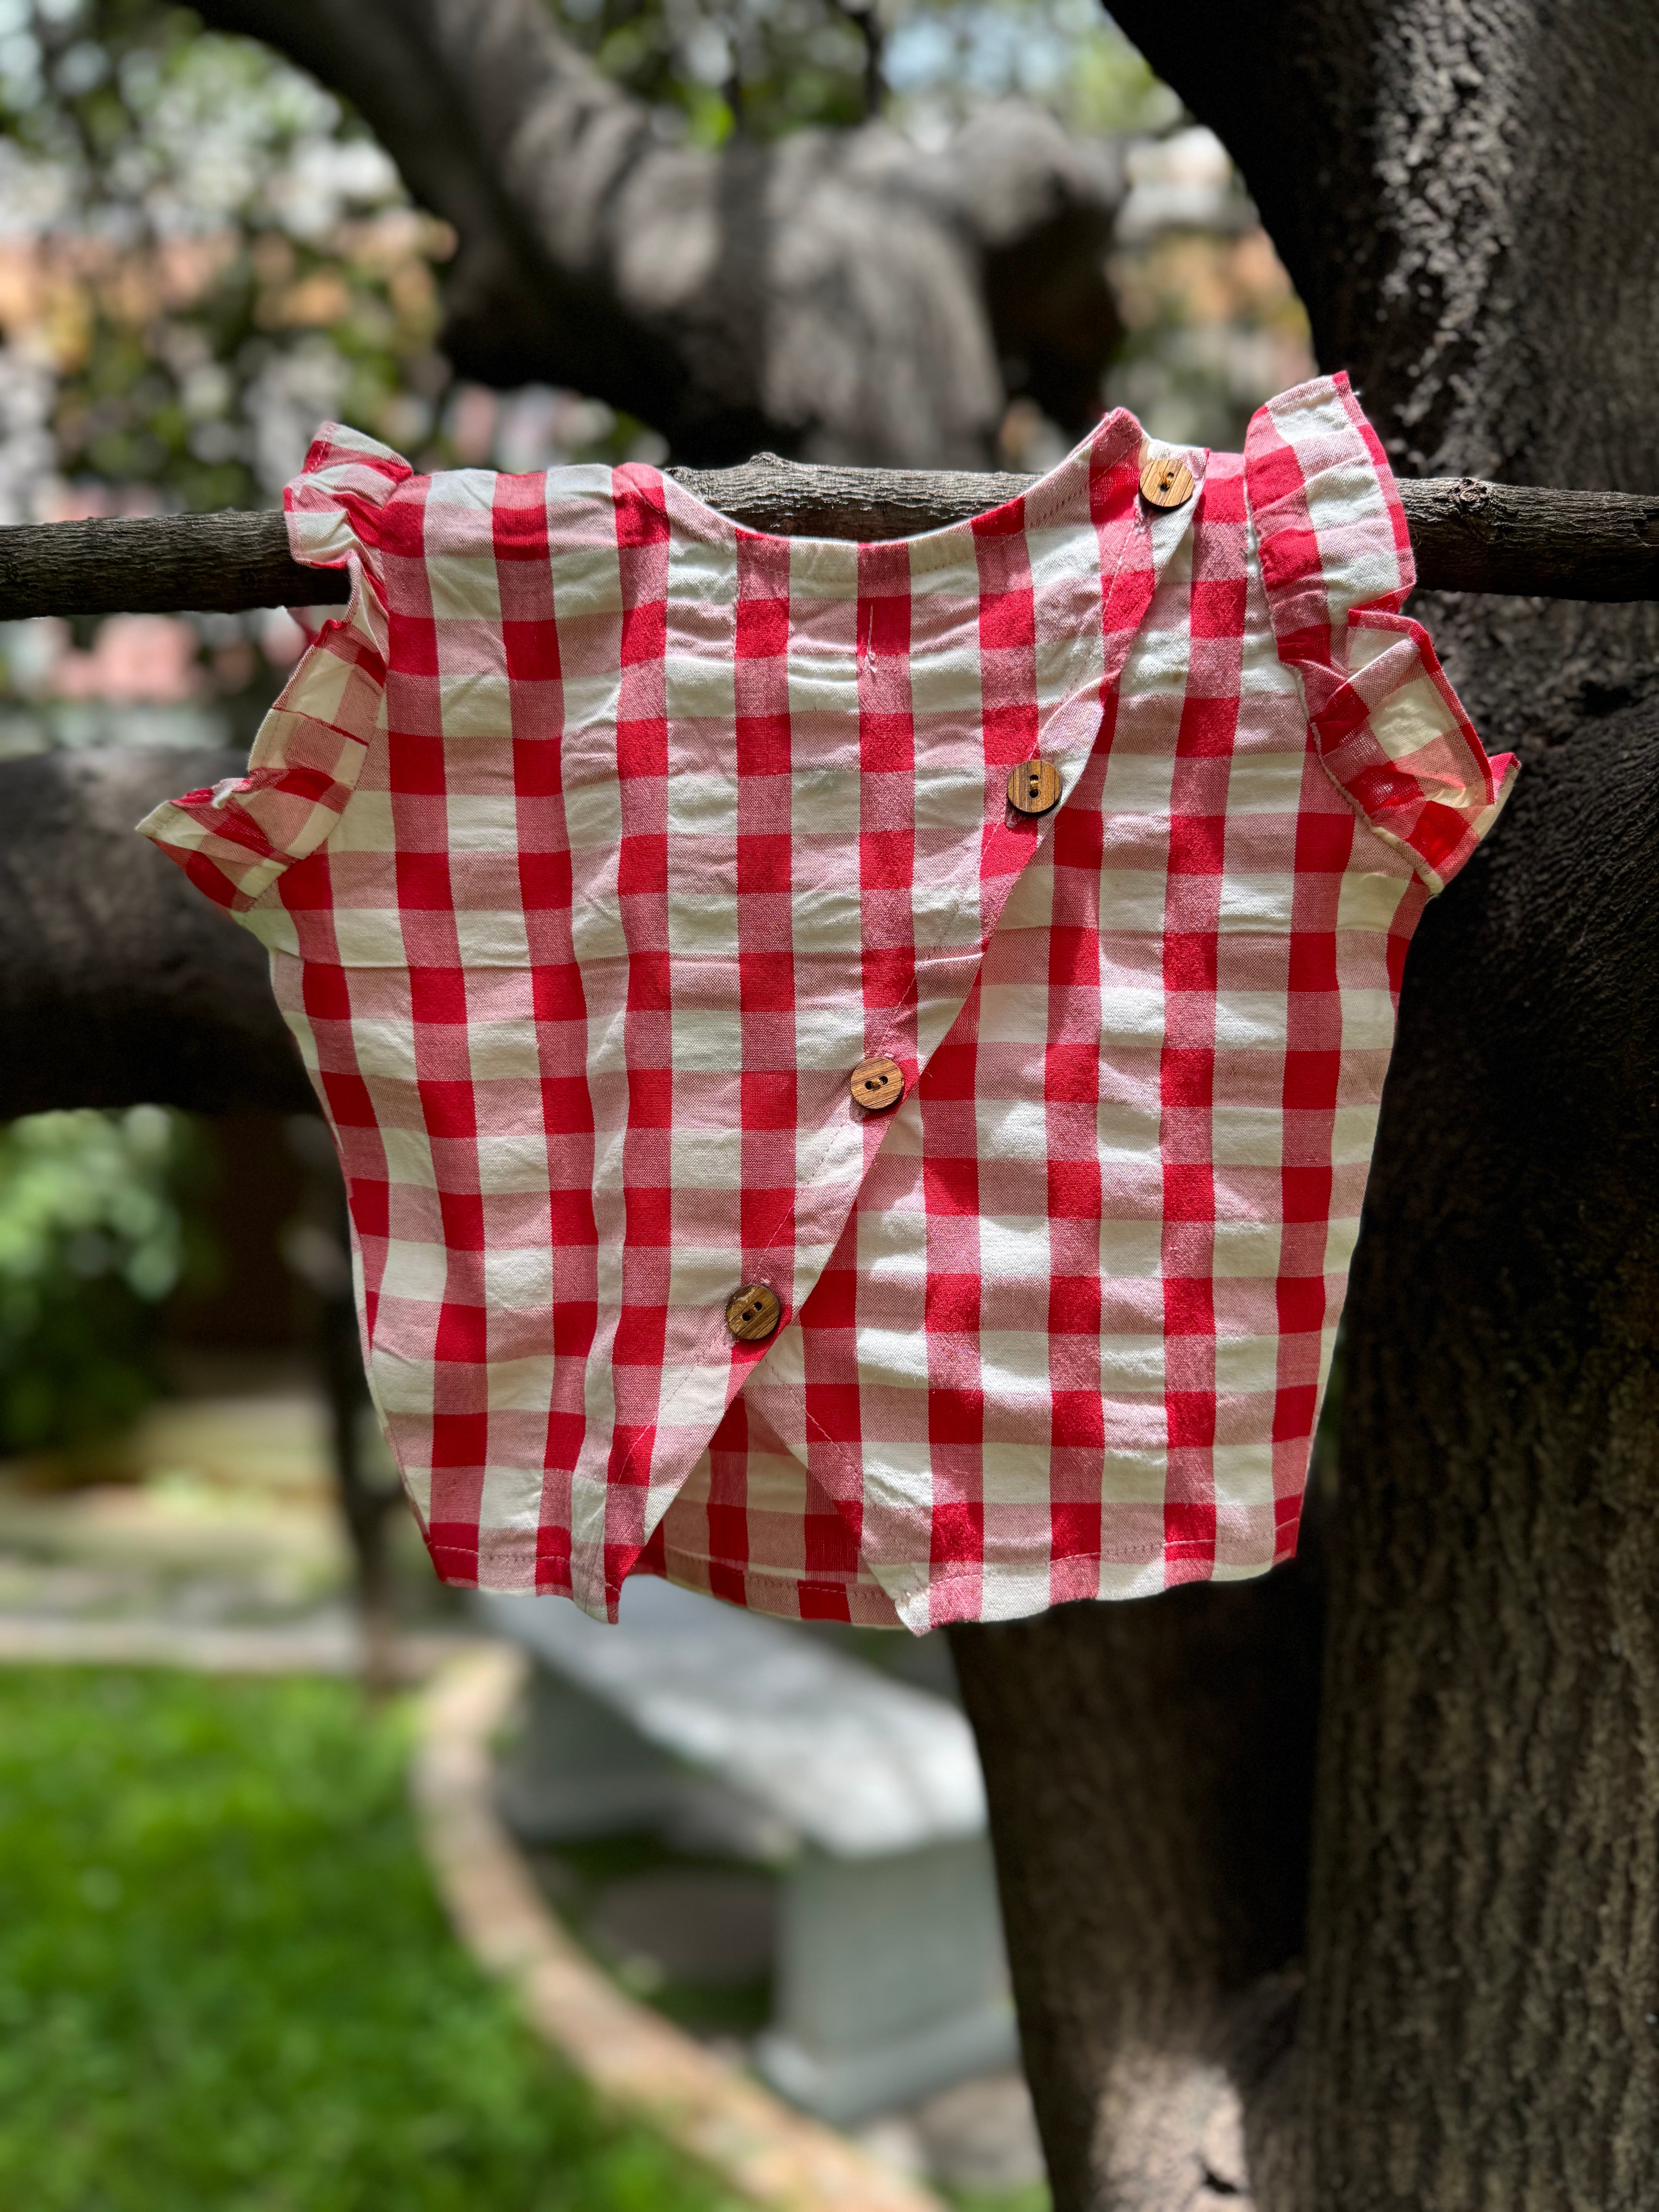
141;373;1515;1631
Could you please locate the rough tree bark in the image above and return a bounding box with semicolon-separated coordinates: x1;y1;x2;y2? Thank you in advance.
950;6;1659;2210
184;0;1126;466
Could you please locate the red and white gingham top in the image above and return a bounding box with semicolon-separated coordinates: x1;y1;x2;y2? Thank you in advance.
141;374;1514;1632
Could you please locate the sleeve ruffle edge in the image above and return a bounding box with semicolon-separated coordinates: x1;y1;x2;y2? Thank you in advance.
284;420;412;579
1244;371;1518;893
136;422;412;913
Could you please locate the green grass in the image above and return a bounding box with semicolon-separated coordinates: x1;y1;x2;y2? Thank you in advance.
0;1666;740;2212
948;2191;1048;2212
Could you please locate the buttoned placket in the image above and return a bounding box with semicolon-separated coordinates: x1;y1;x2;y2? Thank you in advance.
634;440;1208;1620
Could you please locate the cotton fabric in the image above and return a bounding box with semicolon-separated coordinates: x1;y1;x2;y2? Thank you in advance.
139;373;1515;1632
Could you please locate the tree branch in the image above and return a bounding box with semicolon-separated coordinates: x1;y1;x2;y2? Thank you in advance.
2;466;1657;618
185;0;1124;465
0;510;337;619
0;747;314;1120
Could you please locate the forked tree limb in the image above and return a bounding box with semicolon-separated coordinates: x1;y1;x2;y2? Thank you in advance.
2;465;1657;618
191;0;1125;467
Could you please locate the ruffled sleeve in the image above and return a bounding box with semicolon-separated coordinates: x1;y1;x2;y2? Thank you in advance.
1244;373;1518;894
136;424;411;914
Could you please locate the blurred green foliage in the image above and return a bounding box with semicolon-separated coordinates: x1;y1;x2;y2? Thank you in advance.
0;1106;211;1457
553;0;1174;147
0;1665;741;2210
0;0;457;511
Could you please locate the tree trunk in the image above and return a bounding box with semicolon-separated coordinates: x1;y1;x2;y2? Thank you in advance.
950;4;1659;2206
950;1543;1325;2212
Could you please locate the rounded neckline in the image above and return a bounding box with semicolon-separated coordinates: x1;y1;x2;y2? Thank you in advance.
653;405;1159;557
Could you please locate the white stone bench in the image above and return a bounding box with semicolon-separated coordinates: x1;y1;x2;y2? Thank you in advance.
474;1577;1017;2125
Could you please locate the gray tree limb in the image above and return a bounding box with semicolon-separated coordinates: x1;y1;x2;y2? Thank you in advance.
0;747;313;1119
184;0;1125;467
2;467;1657;618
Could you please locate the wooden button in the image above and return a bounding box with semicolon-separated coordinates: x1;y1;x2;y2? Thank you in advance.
1139;446;1195;510
725;1283;782;1342
850;1056;906;1112
1006;758;1061;816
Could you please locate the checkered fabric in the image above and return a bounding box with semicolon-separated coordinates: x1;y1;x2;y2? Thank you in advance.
139;372;1515;1632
